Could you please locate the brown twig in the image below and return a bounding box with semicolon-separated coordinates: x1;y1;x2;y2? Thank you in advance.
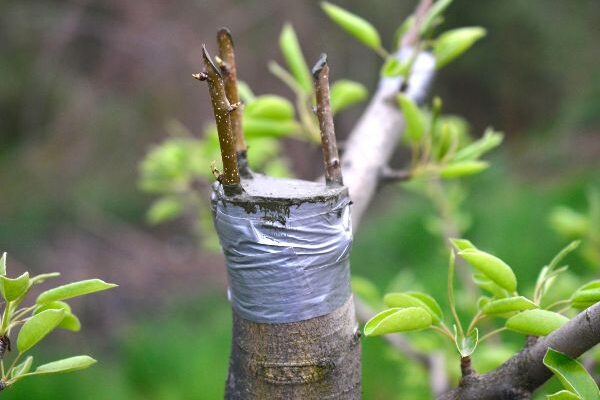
200;45;241;195
312;54;343;187
216;27;250;178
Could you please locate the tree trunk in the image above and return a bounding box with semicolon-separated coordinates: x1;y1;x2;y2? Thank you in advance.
213;175;360;399
225;297;361;399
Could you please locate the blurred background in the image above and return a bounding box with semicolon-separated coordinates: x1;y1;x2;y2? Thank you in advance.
1;0;599;398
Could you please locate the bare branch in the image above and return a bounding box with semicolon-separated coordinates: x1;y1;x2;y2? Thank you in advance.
401;0;433;48
217;27;251;178
312;54;343;187
200;45;241;195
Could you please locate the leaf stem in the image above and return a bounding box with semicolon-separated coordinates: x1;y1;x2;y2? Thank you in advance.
448;250;464;339
479;327;507;343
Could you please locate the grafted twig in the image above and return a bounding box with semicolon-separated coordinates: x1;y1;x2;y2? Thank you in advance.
217;28;250;177
200;45;241;195
312;54;343;187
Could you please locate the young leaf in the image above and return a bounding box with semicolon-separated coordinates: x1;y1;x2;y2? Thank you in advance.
397;94;426;142
482;296;538;316
236;80;255;103
543;348;600;400
32;355;97;376
506;310;569;336
29;272;61;286
393;15;415;50
548;241;581;272
36;279;117;304
473;273;510;298
242;118;300;139
11;356;33;378
449;238;476;251
35;301;81;332
364;307;432;336
440;160;489;179
329;80;368;114
459;249;517;292
384;292;442;322
380;58;410;78
279;24;312;92
245;95;295;121
0;252;6;276
147;196;183;225
434;27;486;69
17;309;66;353
546;391;582;400
549;207;589;238
321;2;382;52
451;128;503;162
571;288;600;307
455;328;478;357
420;0;453;36
0;272;30;302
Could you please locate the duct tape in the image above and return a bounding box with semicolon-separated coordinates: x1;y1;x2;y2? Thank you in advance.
212;177;353;324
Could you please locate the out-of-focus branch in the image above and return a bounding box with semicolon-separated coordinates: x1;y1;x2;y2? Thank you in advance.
439;302;600;399
341;0;435;227
313;54;343;187
401;0;433;48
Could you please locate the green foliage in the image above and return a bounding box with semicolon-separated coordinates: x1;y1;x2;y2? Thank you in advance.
433;27;487;69
544;348;600;400
364;307;432;336
329;80;368;114
0;253;116;390
321;2;383;54
279;24;312;92
505;309;568;336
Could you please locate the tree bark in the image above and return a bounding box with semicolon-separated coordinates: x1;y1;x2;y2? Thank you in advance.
226;296;361;399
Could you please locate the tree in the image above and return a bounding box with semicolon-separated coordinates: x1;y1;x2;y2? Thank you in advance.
140;1;600;398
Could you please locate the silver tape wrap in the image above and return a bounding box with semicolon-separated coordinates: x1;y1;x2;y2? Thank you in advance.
213;191;352;324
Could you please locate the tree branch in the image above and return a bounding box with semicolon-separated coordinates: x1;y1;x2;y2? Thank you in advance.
313;53;343;187
217;27;250;177
439;302;600;399
199;45;242;195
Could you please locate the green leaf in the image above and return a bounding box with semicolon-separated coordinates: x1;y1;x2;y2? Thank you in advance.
397;94;426;142
459;249;517;292
364;307;432;336
455;328;478;357
434;27;486;69
384;292;442;322
17;309;66;353
547;390;582;400
482;296;538;316
11;356;33;378
237;80;255;103
549;207;589;238
548;241;581;272
380;58;410;78
35;301;81;332
0;271;30;302
33;355;97;376
452;128;503;162
544;348;600;400
506;310;569;336
449;238;476;251
147;196;183;225
473;273;510;298
245;95;295;121
329;80;368;114
279;24;312;92
420;0;453;36
571;288;600;306
36;279;117;304
440;160;489;179
321;2;382;51
242;118;300;139
29;272;61;286
0;252;6;276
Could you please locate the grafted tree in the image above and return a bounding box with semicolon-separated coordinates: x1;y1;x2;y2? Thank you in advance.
187;1;600;398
